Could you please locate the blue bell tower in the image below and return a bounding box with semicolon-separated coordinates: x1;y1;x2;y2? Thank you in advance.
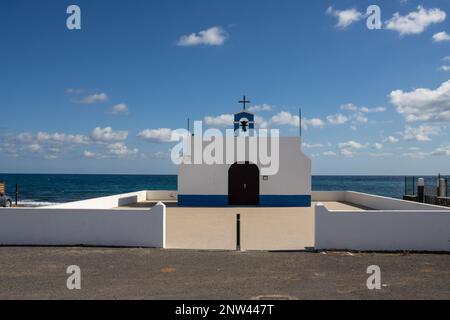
234;95;255;134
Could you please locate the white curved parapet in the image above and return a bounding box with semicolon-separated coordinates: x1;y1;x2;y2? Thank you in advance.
0;201;166;248
315;193;450;252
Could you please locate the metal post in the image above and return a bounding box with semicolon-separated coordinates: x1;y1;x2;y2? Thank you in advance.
236;214;241;251
417;178;425;203
404;176;407;195
15;182;19;206
438;178;447;198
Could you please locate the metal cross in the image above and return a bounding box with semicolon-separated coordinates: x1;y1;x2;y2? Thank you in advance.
238;95;250;110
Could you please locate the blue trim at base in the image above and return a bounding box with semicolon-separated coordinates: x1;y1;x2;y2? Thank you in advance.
178;195;311;207
259;195;311;207
178;195;229;207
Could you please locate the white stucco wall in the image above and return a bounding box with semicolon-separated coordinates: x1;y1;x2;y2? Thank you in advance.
44;191;148;209
147;190;177;201
0;203;166;248
344;191;448;211
312;191;448;211
178;137;311;196
315;203;450;252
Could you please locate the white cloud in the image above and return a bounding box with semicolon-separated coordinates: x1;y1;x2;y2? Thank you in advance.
326;114;349;125
341;103;386;114
373;143;384;150
360;106;387;113
66;88;84;94
83;151;97;159
403;125;440;142
303;118;326;129
340;103;359;111
271;111;325;129
255;115;268;129
177;26;228;46
401;151;428;159
110;103;129;115
443;56;450;62
107;142;139;157
385;6;446;36
386;136;400;144
17;131;90;145
80;93;108;104
439;65;450;72
326;6;363;29
353;113;368;124
340;148;356;157
91;127;128;142
204;114;234;127
303;143;324;149
368;152;393;158
322;151;337;157
137;128;174;143
433;31;450;42
431;144;450;156
390;80;450;122
338;141;369;149
248;104;272;113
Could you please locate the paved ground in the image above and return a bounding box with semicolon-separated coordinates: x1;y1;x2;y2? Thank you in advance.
0;247;449;300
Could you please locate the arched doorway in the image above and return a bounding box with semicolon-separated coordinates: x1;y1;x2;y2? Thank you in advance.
228;162;260;206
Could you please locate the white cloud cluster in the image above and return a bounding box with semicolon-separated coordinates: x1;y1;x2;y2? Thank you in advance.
3;126;143;161
303;143;324;149
326;6;364;29
337;140;370;157
137;128;174;143
177;26;228;46
110;103;129;115
340;103;386;114
204;114;234;127
91;127;128;142
433;31;450;42
385;136;400;144
16;132;90;145
385;6;446;35
271;111;325;129
390;80;450;122
248;104;272;113
403;125;440;142
80;93;108;105
107;142;139;157
431;144;450;156
326;114;349;125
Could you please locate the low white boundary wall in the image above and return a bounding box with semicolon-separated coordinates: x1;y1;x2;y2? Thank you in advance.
44;191;148;209
0;203;166;247
315;194;450;252
44;190;178;209
313;191;449;211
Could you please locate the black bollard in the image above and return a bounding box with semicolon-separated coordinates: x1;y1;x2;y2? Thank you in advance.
417;178;424;203
15;183;19;206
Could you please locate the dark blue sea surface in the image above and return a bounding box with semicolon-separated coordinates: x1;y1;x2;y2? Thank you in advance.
0;174;424;206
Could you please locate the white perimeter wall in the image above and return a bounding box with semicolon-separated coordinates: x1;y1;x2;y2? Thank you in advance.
0;203;165;247
44;191;148;209
178;137;311;196
314;192;450;252
312;191;448;211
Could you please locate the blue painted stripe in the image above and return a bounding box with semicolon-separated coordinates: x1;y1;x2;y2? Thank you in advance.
178;195;229;207
178;195;311;207
259;195;311;207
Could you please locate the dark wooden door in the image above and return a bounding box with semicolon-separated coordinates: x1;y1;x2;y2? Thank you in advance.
228;163;259;206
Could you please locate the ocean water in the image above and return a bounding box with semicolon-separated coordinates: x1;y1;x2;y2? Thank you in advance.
0;174;413;206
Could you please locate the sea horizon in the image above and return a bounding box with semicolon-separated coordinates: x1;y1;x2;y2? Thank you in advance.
2;173;447;207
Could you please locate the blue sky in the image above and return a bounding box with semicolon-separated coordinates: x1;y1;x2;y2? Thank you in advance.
0;0;449;175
